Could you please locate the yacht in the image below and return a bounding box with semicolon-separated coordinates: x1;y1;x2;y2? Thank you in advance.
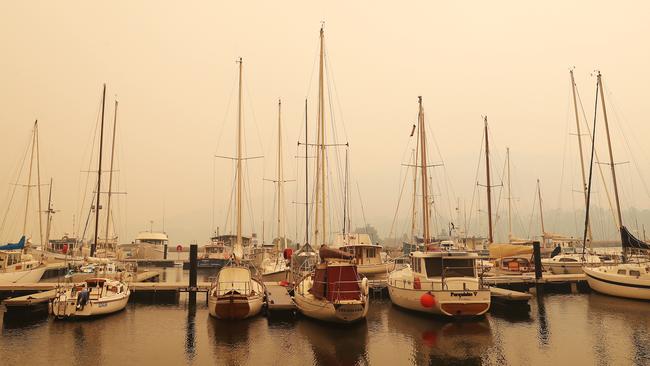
0;236;47;283
294;246;369;323
51;277;130;318
334;233;395;277
388;250;490;317
119;231;169;260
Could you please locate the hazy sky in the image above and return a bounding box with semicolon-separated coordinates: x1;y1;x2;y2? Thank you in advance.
1;1;649;245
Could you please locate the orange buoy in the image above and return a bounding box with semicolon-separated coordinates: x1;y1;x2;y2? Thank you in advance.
420;292;436;308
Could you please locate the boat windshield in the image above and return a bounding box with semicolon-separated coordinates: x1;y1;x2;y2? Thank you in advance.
424;258;475;278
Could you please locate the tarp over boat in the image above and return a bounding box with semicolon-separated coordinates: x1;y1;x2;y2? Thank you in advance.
489;243;533;259
0;236;25;250
621;226;650;251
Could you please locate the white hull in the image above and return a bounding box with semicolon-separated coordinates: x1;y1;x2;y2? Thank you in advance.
388;284;491;317
261;268;291;282
357;262;395;276
544;262;588;275
0;266;47;284
294;276;368;323
584;266;650;300
52;289;130;318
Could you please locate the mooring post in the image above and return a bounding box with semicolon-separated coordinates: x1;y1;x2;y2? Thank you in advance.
189;244;197;305
533;241;542;281
164;243;168;260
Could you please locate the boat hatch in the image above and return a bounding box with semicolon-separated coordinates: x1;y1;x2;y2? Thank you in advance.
310;265;361;302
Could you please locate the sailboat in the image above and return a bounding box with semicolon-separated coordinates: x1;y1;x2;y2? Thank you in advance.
388;97;490;318
0;121;48;284
581;72;650;300
260;99;291;282
51;86;131;318
293;26;369;324
208;58;265;320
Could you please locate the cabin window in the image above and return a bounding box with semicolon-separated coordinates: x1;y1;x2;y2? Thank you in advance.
630;270;641;277
617;269;627;275
424;258;475;278
411;257;420;273
558;258;578;262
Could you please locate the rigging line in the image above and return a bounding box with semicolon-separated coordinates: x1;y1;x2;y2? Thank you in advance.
211;158;216;232
213;71;238;157
605;84;650;202
582;80;600;256
424;113;455;223
467;127;485;238
575;84;618;230
356;181;369;238
324;46;350;142
0;128;33;239
304;31;321;99
555;90;572;231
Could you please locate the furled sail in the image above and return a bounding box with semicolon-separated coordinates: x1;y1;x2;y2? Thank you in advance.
620;226;650;251
0;236;25;250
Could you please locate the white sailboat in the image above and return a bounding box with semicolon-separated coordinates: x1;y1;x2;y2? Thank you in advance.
388;97;491;318
208;58;265;320
293;26;369;324
581;72;650;300
0;121;48;284
51;86;130;318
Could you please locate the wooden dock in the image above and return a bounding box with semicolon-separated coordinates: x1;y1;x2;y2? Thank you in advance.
489;286;532;303
483;273;586;286
264;282;295;314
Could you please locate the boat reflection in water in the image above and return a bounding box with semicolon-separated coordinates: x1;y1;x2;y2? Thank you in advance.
384;300;492;364
296;316;369;365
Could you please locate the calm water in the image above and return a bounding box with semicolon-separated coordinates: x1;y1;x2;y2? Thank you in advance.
2;268;649;366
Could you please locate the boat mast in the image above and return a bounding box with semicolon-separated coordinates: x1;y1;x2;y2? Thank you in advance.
276;99;287;250
570;70;593;242
597;72;623;229
410;148;417;243
22;121;37;243
235;58;244;252
44;178;53;250
484;116;494;244
537;179;545;236
417;96;430;245
104;99;118;254
507;147;512;242
314;26;326;247
343;148;349;239
91;84;107;257
304;98;309;245
35;121;44;246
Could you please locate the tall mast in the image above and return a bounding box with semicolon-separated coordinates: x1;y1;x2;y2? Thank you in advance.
343;148;349;237
22;121;37;240
304;99;309;245
537;179;545;235
418;96;430;245
276;99;287;250
484;116;494;244
91;84;107;257
570;70;592;242
45;178;54;250
410;149;417;243
507;147;512;242
314;26;326;247
236;58;244;251
104;99;119;253
597;72;623;229
35;122;44;246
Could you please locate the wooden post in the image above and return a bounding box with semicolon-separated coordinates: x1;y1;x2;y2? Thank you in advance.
533;241;542;280
189;244;197;305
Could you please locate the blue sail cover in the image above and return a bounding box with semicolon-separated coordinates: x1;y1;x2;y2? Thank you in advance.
0;236;26;250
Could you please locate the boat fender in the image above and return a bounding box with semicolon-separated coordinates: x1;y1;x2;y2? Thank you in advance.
420;292;436;308
361;277;368;296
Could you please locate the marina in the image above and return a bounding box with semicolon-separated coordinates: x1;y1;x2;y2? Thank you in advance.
2;2;650;365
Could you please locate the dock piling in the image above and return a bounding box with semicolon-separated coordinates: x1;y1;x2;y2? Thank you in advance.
189;244;197;305
533;241;542;281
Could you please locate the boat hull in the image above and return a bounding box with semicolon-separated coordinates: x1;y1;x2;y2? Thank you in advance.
208;293;264;320
584;267;650;300
388;283;490;317
0;266;47;284
51;290;130;318
294;291;368;323
261;268;291;282
543;262;586;275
